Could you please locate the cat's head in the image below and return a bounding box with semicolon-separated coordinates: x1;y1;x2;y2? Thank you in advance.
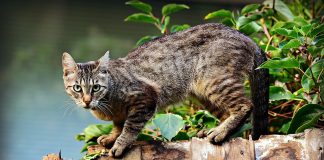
62;51;110;110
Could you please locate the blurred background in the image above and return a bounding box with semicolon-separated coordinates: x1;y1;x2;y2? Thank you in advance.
0;0;261;159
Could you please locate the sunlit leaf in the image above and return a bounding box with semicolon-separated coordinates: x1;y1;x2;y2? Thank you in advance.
125;0;152;13
125;13;159;24
170;24;190;33
258;57;300;69
135;35;157;46
162;4;189;16
241;4;260;15
269;86;300;101
239;21;261;35
83;124;113;142
263;0;294;21
204;9;232;20
282;39;302;49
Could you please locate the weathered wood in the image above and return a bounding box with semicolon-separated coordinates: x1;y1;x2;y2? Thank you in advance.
43;128;324;160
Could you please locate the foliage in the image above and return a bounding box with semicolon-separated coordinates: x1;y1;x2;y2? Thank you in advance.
205;0;323;134
76;0;324;155
125;0;190;46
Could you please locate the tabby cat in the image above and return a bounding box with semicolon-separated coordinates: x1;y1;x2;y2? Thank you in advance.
62;23;269;157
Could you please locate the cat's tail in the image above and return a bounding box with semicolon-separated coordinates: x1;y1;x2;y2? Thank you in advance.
250;48;269;140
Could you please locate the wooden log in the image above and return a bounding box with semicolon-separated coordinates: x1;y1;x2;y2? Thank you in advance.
43;128;324;160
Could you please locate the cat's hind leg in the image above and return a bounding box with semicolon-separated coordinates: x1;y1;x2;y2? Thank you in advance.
203;77;252;143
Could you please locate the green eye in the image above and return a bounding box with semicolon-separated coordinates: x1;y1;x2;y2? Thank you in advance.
92;84;101;92
73;85;82;92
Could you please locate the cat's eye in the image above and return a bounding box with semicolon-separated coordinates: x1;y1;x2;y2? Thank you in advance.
73;85;82;92
92;84;101;92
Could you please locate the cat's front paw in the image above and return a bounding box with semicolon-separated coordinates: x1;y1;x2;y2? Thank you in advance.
207;127;228;143
109;143;127;158
97;135;118;148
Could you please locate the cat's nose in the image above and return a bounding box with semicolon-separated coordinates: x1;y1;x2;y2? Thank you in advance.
83;95;92;106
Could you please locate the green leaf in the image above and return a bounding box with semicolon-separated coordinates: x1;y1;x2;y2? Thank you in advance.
193;110;219;129
170;24;190;33
310;24;324;37
125;13;159;24
161;16;170;34
135;36;156;46
125;0;152;13
287;104;324;133
282;39;302;49
152;113;184;141
278;121;291;134
137;133;154;141
239;21;261;35
301;24;312;36
83;124;113;142
241;4;260;15
269;86;297;101
258;57;300;69
75;133;85;141
263;0;294;21
293;17;309;26
204;9;232;20
162;4;189;16
301;59;324;92
274;28;298;38
172;131;190;141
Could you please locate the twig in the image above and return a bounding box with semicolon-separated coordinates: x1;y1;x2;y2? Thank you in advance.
260;18;271;40
271;100;295;110
269;110;292;119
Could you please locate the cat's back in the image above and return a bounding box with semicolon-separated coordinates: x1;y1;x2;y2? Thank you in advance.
126;23;257;61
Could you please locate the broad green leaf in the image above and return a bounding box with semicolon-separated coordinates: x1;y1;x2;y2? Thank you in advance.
135;35;156;46
220;18;235;27
287;104;324;133
293;17;309;26
237;16;252;28
282;39;302;49
75;133;85;141
83;124;113;142
125;0;152;13
162;4;189;16
258;57;300;69
263;0;294;21
241;4;260;15
172;131;190;140
204;9;232;20
170;24;190;33
137;133;154;141
301;24;312;36
193;110;219;129
152;113;184;141
310;24;324;37
301;60;324;92
274;28;298;38
239;21;261;35
125;13;159;24
269;86;297;101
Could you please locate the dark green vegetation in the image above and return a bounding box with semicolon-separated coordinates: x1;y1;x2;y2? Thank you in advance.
76;0;323;156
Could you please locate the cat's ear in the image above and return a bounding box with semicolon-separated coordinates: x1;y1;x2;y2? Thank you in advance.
62;52;77;77
96;51;110;71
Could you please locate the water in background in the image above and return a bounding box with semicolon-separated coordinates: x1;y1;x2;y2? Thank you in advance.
0;0;244;159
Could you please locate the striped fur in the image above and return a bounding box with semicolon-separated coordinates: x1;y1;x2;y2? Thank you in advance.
62;23;269;157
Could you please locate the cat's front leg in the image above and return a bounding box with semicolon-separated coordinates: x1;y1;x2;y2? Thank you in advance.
109;97;157;157
97;122;123;148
